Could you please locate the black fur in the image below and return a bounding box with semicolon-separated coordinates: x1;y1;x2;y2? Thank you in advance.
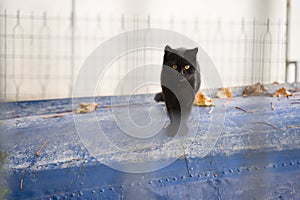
155;45;201;136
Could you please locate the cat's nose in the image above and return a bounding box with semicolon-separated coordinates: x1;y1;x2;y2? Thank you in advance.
181;69;186;74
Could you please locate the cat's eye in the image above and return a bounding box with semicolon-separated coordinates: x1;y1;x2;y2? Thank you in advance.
184;65;190;70
172;64;177;69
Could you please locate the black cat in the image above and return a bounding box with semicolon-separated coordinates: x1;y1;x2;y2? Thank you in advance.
155;45;201;137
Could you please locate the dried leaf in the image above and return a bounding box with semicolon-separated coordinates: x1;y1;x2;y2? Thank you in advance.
252;122;279;130
19;179;23;190
43;114;66;119
76;103;98;114
287;124;300;129
194;92;214;106
293;92;300;96
217;88;232;98
271;102;275;110
35;140;49;156
235;106;256;113
243;83;268;97
208;106;214;114
273;87;293;97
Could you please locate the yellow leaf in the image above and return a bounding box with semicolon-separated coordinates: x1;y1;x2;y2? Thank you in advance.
194;92;214;106
217;88;232;98
273;87;292;97
76;103;98;114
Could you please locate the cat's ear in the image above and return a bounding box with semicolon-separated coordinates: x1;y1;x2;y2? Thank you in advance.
164;45;173;57
165;45;172;52
187;47;198;56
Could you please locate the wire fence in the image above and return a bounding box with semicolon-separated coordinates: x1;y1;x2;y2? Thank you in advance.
0;10;287;101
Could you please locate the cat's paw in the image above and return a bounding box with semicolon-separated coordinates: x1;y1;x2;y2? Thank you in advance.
166;127;176;137
154;92;164;102
178;125;189;136
166;125;189;137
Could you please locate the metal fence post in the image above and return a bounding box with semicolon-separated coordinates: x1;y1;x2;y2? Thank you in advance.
285;0;290;82
70;0;75;97
4;10;7;100
285;0;298;83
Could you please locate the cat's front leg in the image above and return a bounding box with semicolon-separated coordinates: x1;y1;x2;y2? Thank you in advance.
166;111;189;137
167;121;189;137
173;104;192;137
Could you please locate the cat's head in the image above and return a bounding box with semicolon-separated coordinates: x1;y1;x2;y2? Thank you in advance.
163;45;198;80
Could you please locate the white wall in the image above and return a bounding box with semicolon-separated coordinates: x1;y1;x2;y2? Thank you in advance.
290;0;300;60
0;0;299;101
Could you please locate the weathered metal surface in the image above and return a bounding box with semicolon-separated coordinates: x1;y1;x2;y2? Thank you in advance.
0;93;299;199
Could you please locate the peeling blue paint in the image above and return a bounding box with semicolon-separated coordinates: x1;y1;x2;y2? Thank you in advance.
0;94;300;199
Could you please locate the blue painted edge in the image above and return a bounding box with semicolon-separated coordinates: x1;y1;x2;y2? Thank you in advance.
5;148;300;199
